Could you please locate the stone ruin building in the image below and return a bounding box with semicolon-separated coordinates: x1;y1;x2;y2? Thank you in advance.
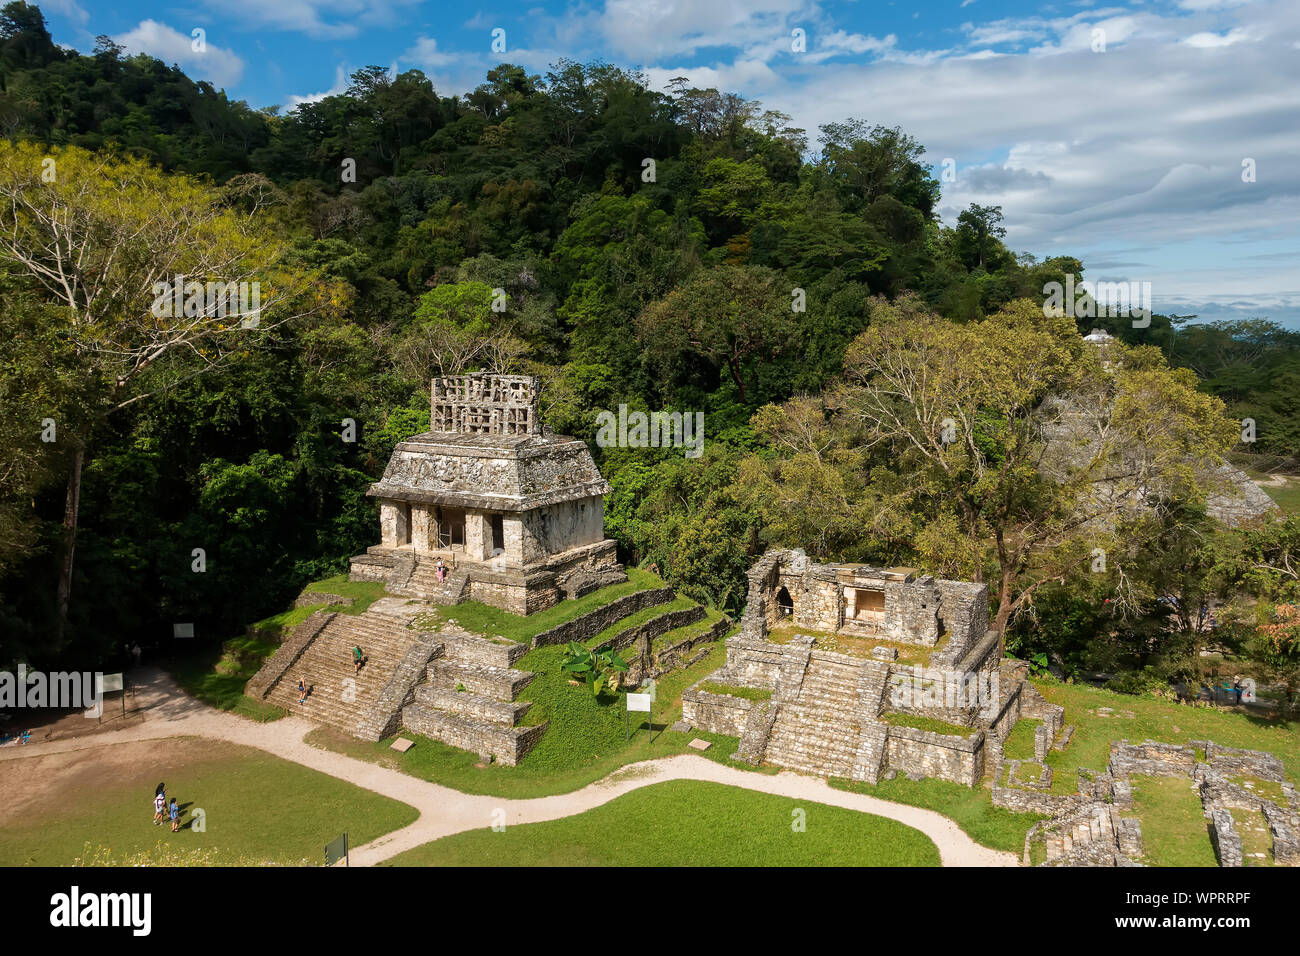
681;550;1298;867
681;549;1063;789
1044;329;1277;527
349;373;625;614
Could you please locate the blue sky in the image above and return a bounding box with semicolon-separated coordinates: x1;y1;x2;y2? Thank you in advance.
46;0;1300;326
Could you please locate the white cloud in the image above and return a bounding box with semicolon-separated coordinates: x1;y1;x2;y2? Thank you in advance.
195;0;425;40
114;20;245;89
1184;27;1252;46
285;65;349;109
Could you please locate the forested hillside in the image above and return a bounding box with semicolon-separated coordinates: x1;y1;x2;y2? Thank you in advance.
0;3;1295;700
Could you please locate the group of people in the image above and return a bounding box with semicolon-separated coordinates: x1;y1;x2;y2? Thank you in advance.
152;783;182;832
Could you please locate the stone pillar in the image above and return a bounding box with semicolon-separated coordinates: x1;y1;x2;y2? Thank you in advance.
466;511;491;561
503;516;526;566
380;500;409;548
411;505;433;552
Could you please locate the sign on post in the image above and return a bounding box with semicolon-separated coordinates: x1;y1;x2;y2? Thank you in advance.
325;832;348;867
87;673;127;723
626;692;653;743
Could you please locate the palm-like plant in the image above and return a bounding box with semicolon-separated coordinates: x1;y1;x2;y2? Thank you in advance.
560;641;630;696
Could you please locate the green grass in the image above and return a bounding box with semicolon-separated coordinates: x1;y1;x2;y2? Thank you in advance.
1259;478;1300;514
830;774;1044;853
1003;718;1043;760
1125;775;1218;867
0;737;418;866
304;635;778;798
300;574;388;615
697;681;773;702
415;567;665;643
382;779;941;867
880;712;974;737
167;634;287;721
1230;807;1276;866
1032;678;1300;796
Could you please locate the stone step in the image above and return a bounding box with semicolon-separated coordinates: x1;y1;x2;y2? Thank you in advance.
262;609;423;736
427;659;534;699
411;684;531;726
401;703;545;767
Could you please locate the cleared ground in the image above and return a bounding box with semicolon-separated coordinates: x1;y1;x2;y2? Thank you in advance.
0;736;418;866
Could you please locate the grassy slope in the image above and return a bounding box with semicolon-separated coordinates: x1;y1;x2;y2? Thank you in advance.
168;578;389;719
383;779;941;867
0;738;418;866
419;567;666;643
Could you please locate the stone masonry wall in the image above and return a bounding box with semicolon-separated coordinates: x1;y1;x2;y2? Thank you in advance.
531;586;674;647
682;686;755;737
884;725;985;786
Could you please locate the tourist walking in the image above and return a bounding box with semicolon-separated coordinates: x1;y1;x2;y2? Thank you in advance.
352;646;364;674
169;798;180;832
297;678;308;704
153;790;166;826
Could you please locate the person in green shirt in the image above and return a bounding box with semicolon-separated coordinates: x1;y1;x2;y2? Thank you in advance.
352;646;364;674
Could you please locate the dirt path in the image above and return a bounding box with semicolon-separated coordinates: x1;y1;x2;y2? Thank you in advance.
0;666;1017;868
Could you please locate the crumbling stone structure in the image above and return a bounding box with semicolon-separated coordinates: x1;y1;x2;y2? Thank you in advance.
682;549;1041;787
350;373;624;614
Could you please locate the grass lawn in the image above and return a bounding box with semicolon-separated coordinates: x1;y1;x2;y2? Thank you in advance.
1032;679;1300;796
698;681;773;702
412;567;666;643
305;636;777;798
1230;807;1276;866
1002;718;1042;760
830;774;1044;854
299;574;388;615
1124;775;1218;867
0;737;418;866
383;779;941;866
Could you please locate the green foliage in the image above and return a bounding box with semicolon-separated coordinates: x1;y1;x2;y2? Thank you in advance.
559;641;630;697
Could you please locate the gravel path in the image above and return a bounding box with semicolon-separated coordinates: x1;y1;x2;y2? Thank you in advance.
0;666;1018;867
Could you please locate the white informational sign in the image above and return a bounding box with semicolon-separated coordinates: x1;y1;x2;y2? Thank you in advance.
626;693;652;713
174;623;195;638
100;673;124;693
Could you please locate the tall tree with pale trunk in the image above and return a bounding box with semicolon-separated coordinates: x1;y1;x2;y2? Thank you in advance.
0;143;324;639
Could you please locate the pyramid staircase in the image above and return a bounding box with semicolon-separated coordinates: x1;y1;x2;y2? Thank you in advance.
258;598;427;737
764;653;870;777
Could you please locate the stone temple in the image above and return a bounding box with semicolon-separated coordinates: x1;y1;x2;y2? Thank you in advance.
349;373;625;614
682;549;1063;788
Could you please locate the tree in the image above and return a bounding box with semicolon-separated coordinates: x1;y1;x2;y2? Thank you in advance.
747;296;1239;632
0;142;320;637
953;204;1007;271
636;264;797;404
